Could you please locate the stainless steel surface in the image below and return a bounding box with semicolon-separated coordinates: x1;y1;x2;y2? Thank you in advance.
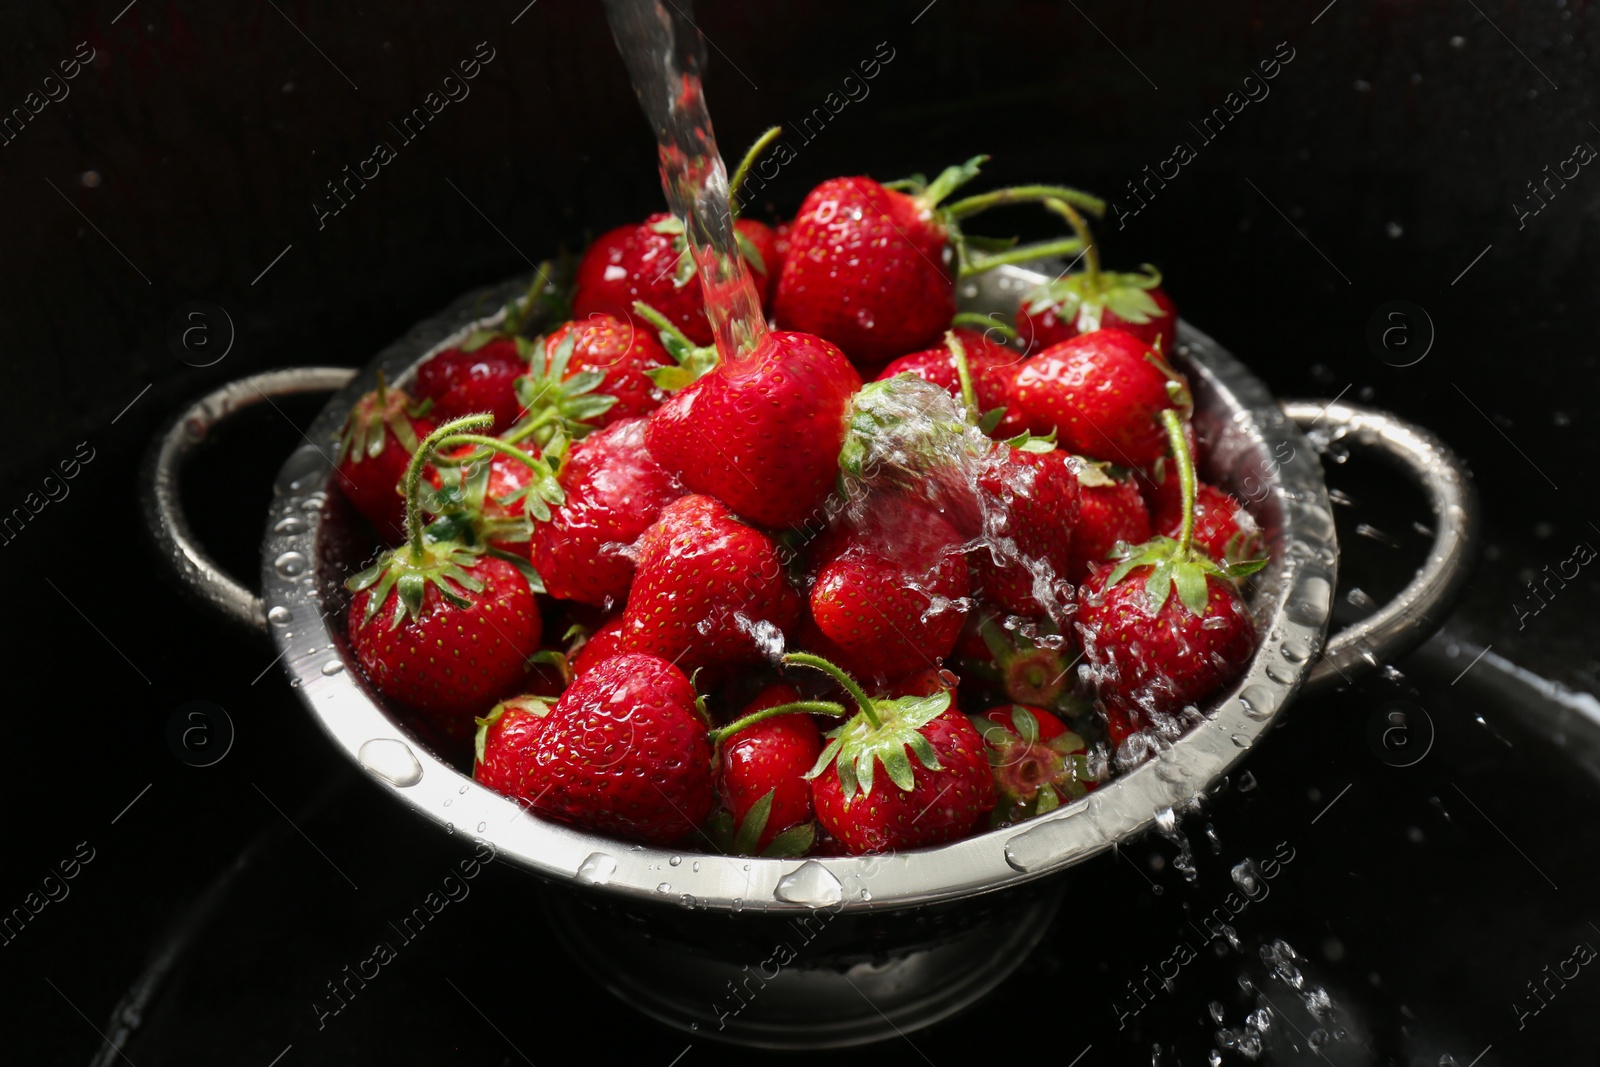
1282;400;1478;695
144;265;1475;917
142;366;357;632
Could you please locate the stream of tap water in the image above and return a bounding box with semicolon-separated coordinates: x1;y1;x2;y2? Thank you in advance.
601;0;768;363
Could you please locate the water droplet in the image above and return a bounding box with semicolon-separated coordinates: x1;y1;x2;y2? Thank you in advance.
859;888;872;901
656;882;672;894
1231;858;1263;895
668;855;682;867
678;893;695;908
576;853;617;885
267;606;292;626
273;551;308;578
476;821;486;833
730;897;744;913
1280;640;1310;663
321;660;344;676
1231;733;1252;749
1265;664;1293;685
1237;770;1259;792
1290;576;1331;624
1239;685;1278;720
773;860;843;906
358;738;422;787
1208;1000;1226;1024
274;516;307;535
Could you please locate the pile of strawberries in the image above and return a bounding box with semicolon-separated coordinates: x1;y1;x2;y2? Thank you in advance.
334;137;1266;857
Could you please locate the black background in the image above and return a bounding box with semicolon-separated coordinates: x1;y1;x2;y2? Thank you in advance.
4;1;1599;1063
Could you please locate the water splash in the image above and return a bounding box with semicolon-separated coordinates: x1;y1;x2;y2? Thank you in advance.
602;0;767;361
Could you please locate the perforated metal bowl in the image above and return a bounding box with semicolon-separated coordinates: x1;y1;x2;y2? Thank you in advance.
145;265;1476;919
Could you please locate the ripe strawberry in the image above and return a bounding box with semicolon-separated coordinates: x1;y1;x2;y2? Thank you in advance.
536;313;670;428
528;417;683;607
423;439;552;557
413;337;526;432
971;704;1096;826
1012;328;1190;469
876;327;1026;437
569;615;625;678
572;213;775;347
523;652;713;846
472;695;552;799
334;374;435;542
710;683;827;855
774;160;1101;368
645;331;861;529
1135;419;1198;520
770;219;793;274
1069;464;1152;582
1075;411;1264;721
1156;483;1261;566
1014;200;1177;357
809;498;970;681
791;653;994;854
620;495;801;671
958;614;1085;717
971;437;1081;617
347;415;546;739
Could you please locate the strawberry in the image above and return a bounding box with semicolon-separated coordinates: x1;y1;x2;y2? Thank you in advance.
791;652;994;854
1015;198;1178;357
413;338;526;432
809;498;970;681
770;219;793;274
528;417;683;607
504;327;623;452
1156;482;1261;566
620;495;801;671
347;420;544;739
1011;328;1190;469
708;683;829;855
522;652;713;846
1074;411;1264;723
534;313;670;428
773;160;1102;368
1135;419;1198;520
472;695;552;799
971;437;1081;617
572;213;775;347
971;704;1096;827
569;615;625;678
334;373;435;542
423;439;554;559
645;330;861;529
1069;463;1153;582
876;327;1027;438
958;614;1084;717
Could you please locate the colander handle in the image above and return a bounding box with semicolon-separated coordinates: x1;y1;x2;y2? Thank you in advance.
1281;399;1479;695
141;367;357;633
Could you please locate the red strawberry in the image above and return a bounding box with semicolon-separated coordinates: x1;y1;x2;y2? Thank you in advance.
1014;196;1179;357
809;498;970;681
570;615;625;678
424;439;551;557
792;652;994;854
347;415;545;739
528;417;683;607
620;495;801;671
472;695;552;799
1069;465;1153;582
1156;483;1261;566
958;614;1084;717
876;327;1027;437
645;330;860;529
711;683;825;855
1012;328;1189;469
523;652;713;846
971;704;1097;826
1135;419;1198;520
537;314;670;427
572;213;774;347
334;374;436;542
413;337;526;432
972;439;1081;617
770;219;793;274
774;161;1102;367
1074;410;1263;722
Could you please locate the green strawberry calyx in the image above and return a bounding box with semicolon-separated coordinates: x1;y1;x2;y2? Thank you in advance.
634;300;720;391
892;158;1105;279
787;652;953;802
970;705;1093;822
504;329;619;449
459;258;572;353
973;616;1082;711
647;212;770;291
705;787;818;859
336;370;433;465
1022;197;1174;335
472;695;552;765
1104;410;1266;616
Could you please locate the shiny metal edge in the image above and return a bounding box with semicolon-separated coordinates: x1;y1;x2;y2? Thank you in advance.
259;266;1336;913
